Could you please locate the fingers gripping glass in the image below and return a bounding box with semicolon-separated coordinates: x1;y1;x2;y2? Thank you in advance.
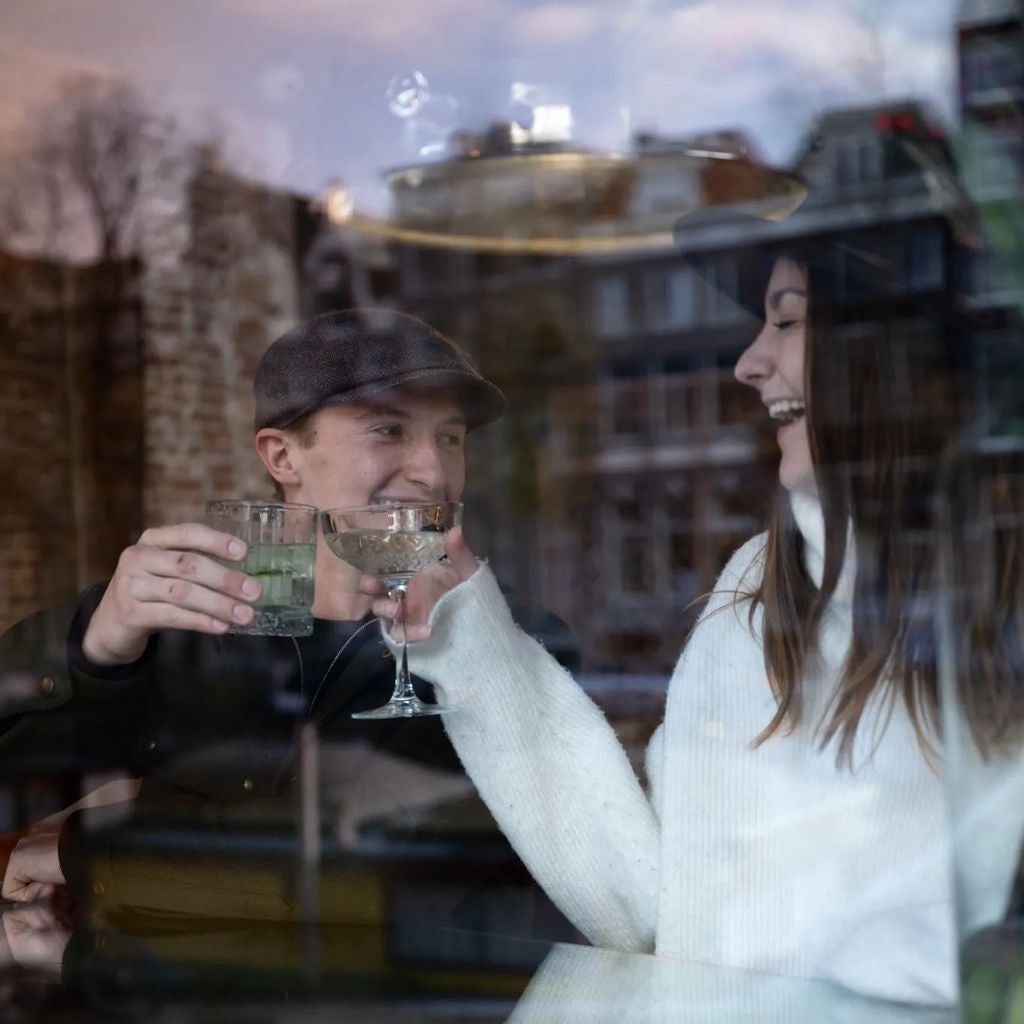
320;502;462;719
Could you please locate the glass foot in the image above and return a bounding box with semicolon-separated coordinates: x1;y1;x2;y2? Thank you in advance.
351;698;451;720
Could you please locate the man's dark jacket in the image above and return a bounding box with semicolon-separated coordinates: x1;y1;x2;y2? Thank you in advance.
0;583;579;930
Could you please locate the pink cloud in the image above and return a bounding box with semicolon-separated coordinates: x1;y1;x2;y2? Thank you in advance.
508;3;607;48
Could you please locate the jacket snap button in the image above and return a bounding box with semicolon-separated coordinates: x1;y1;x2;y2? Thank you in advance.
243;778;254;792
93;881;105;895
39;676;55;696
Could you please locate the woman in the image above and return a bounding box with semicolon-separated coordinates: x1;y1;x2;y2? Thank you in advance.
365;233;1024;1003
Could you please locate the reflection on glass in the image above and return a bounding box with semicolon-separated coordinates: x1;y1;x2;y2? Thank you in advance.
386;71;430;119
0;0;1021;1017
940;441;1024;1024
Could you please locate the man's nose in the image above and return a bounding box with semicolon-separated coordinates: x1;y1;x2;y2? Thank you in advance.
734;324;774;387
403;438;448;496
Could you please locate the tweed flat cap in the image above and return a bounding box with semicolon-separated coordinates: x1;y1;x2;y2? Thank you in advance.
254;309;507;431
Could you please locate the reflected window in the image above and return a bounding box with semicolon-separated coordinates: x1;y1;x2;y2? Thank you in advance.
971;245;1019;301
711;467;762;531
834;138;880;187
702;257;743;324
593;274;631;338
664;480;696;599
961;33;1024;98
571;415;597;458
606;481;651;598
644;266;697;331
603;363;649;440
905;227;944;291
619;534;649;595
969;125;1024;191
416;248;453;289
662;370;700;436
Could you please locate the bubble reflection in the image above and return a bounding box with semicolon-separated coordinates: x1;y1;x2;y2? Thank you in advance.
386;71;430;119
387;71;461;159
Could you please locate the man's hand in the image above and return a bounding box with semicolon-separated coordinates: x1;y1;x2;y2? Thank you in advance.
82;523;262;666
359;525;479;640
2;831;65;903
1;903;71;976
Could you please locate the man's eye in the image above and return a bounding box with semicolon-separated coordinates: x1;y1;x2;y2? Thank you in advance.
373;424;403;438
440;433;465;449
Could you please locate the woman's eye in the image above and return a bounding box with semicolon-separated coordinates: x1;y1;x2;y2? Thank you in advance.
774;319;798;330
440;433;465;450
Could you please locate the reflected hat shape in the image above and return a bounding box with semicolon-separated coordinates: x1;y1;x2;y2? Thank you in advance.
254;308;507;431
346;142;809;256
672;207;932;320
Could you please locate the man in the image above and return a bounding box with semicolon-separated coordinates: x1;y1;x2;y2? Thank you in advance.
0;309;575;928
79;308;504;662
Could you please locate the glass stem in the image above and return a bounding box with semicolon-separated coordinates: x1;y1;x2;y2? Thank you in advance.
390;585;419;703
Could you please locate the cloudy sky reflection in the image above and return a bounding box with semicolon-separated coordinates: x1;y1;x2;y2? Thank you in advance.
0;0;958;211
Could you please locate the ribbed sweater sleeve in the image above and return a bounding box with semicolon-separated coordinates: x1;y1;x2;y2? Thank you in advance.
403;563;661;952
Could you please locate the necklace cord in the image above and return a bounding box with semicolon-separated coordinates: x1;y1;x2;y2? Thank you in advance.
291;616;380;715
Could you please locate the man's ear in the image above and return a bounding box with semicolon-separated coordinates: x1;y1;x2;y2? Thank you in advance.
255;428;302;490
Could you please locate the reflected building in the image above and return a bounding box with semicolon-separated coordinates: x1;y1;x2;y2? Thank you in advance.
0;150;316;631
386;104;963;686
385;129;788;681
957;0;1024;425
301;186;398;316
0;253;145;631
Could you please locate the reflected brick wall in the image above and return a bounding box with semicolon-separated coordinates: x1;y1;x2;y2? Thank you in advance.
0;158;306;630
0;256;77;627
141;156;302;527
0;255;143;629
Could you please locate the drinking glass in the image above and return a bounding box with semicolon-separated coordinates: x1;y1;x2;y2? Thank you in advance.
320;501;462;719
206;500;318;637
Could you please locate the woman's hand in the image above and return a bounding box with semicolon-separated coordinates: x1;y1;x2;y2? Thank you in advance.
358;525;479;640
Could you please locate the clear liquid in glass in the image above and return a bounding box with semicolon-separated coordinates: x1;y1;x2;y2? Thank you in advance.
323;530;445;584
233;541;316;636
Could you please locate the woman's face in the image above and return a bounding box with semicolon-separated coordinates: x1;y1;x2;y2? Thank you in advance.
734;259;815;495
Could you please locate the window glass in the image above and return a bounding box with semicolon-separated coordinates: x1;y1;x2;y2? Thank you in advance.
593;274;631;337
1;1;1022;1018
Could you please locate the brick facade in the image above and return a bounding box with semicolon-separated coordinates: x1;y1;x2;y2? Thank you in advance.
141;153;302;527
0;155;305;630
0;255;143;628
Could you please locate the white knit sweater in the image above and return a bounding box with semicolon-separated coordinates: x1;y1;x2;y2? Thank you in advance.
403;494;1022;1003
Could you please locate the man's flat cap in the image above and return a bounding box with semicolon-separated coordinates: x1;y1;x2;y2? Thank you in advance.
254;308;506;431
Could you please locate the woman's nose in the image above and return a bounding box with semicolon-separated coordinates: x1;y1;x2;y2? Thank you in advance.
734;324;774;387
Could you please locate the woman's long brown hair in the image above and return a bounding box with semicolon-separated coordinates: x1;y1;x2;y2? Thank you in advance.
745;233;1024;765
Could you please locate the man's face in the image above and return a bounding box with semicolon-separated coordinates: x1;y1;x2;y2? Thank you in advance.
286;387;468;511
